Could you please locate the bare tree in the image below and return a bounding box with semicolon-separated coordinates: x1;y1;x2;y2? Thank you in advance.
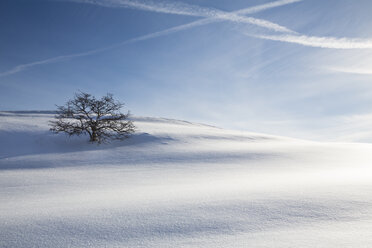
50;92;135;143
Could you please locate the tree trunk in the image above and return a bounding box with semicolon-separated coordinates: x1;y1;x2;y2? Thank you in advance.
90;131;97;142
90;125;98;142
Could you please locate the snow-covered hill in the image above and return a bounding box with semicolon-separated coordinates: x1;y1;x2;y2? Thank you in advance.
1;112;372;247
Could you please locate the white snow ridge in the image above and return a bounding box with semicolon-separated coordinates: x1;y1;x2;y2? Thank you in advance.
1;111;372;247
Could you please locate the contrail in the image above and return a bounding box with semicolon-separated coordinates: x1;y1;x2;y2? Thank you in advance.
1;0;300;77
66;0;211;17
70;0;372;50
327;67;372;75
0;37;143;77
234;0;302;15
67;0;296;33
250;33;372;49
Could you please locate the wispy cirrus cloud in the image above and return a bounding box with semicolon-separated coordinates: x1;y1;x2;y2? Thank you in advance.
1;0;300;77
250;33;372;49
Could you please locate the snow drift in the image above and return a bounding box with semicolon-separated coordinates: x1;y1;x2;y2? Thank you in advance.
1;111;372;247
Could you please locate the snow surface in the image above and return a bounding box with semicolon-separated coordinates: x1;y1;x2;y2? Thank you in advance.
1;111;372;247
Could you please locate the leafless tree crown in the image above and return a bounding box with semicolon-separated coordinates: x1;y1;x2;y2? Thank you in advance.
50;92;135;143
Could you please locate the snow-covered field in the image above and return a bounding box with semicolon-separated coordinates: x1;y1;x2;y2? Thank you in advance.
1;111;372;247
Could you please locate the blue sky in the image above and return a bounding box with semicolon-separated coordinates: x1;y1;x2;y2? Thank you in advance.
1;0;372;142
